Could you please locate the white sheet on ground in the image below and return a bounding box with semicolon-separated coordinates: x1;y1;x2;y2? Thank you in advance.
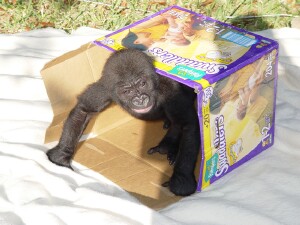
0;27;299;225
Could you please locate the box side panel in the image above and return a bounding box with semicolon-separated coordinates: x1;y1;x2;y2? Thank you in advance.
198;46;278;189
98;119;174;176
42;43;92;70
73;119;182;209
41;44;112;143
41;44;111;116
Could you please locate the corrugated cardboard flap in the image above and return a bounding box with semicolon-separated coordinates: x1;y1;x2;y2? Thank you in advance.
41;43;186;209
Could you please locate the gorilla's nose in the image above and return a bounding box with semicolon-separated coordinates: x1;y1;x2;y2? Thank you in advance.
132;94;149;107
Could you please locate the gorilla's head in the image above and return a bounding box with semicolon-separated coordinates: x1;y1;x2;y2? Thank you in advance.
102;48;159;115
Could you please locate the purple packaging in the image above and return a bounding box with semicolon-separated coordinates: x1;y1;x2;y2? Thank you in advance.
93;6;278;191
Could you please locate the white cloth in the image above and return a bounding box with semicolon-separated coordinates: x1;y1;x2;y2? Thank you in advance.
0;27;299;225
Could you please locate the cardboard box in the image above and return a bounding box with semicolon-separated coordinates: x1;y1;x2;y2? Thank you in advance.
41;6;278;209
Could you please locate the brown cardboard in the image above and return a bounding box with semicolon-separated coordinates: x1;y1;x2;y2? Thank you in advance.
41;43;183;209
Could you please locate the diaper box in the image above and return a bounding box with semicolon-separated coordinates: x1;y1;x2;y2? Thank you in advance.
42;6;278;208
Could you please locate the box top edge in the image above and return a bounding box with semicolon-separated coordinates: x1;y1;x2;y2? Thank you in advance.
92;5;279;90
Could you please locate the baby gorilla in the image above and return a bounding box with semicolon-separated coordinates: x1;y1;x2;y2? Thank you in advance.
47;48;200;196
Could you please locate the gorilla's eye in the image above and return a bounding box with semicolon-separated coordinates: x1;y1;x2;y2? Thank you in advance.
140;81;146;87
123;89;132;95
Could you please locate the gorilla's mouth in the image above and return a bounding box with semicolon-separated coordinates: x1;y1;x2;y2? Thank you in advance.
131;94;153;114
132;104;153;114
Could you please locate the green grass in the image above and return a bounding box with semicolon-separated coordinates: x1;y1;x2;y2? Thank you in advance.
0;0;299;33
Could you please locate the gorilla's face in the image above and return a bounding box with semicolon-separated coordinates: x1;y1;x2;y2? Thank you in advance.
116;75;156;114
102;48;158;115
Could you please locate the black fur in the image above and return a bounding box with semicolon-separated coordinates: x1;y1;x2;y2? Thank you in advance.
47;48;200;196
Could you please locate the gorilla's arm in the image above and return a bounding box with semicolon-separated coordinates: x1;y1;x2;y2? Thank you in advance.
149;91;200;196
47;82;112;168
168;105;200;196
